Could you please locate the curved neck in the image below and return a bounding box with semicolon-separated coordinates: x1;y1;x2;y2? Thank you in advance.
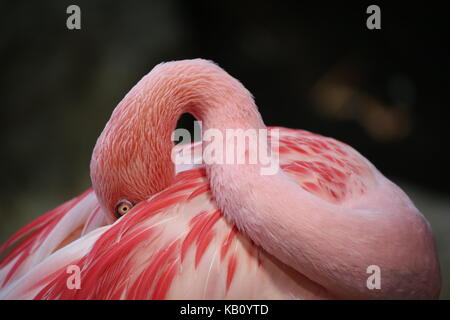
127;58;266;183
91;59;264;212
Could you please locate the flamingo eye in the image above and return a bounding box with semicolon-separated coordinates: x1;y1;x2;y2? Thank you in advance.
114;200;134;218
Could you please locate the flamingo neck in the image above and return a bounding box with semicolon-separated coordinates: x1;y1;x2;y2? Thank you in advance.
91;59;264;214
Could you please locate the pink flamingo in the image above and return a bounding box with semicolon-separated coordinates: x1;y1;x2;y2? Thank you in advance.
0;59;440;299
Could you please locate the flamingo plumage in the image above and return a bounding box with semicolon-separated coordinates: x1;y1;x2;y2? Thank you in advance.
0;59;440;299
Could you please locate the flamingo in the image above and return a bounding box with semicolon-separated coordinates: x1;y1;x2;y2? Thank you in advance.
0;59;440;299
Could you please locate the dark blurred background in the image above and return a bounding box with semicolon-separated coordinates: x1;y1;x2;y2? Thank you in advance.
1;1;449;298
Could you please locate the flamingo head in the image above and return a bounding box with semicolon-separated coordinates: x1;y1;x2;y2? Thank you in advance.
89;78;176;222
